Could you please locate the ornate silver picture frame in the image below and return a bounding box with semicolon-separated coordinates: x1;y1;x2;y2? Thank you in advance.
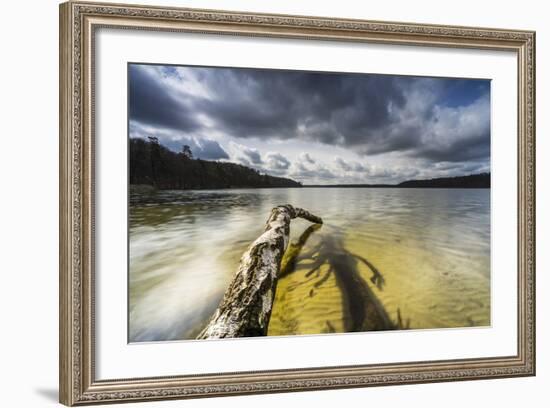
59;1;535;405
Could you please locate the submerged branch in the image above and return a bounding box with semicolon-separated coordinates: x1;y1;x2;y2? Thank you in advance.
279;224;321;279
197;204;322;339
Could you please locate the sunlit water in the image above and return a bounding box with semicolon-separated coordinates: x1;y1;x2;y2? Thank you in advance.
129;188;490;342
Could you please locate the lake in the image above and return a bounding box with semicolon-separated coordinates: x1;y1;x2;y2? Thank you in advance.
129;187;490;342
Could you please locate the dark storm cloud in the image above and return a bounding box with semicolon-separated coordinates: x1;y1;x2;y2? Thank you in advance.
128;65;199;132
193;69;407;145
416;132;490;162
128;64;490;165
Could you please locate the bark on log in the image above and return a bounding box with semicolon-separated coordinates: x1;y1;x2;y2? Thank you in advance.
197;205;323;339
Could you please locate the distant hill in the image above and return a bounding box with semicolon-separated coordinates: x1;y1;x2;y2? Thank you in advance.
304;173;490;188
129;137;301;190
398;173;490;188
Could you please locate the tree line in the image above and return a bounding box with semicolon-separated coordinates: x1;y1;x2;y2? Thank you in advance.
129;137;302;190
397;172;490;188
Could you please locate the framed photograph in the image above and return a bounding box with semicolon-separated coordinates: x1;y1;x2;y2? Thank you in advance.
59;1;536;405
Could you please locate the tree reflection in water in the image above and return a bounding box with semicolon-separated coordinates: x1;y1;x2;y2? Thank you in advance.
278;224;410;333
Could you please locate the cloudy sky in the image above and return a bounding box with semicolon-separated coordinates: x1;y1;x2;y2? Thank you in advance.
129;63;490;185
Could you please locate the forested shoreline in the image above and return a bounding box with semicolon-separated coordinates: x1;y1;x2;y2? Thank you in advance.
305;173;490;188
129;137;302;190
130;137;490;191
397;173;490;188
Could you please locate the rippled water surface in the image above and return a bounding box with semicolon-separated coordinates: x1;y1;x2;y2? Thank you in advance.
129;188;490;342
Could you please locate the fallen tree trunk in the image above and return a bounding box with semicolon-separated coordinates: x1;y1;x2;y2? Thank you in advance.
197;204;322;339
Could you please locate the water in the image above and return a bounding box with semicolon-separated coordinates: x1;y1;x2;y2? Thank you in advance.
129;188;490;342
